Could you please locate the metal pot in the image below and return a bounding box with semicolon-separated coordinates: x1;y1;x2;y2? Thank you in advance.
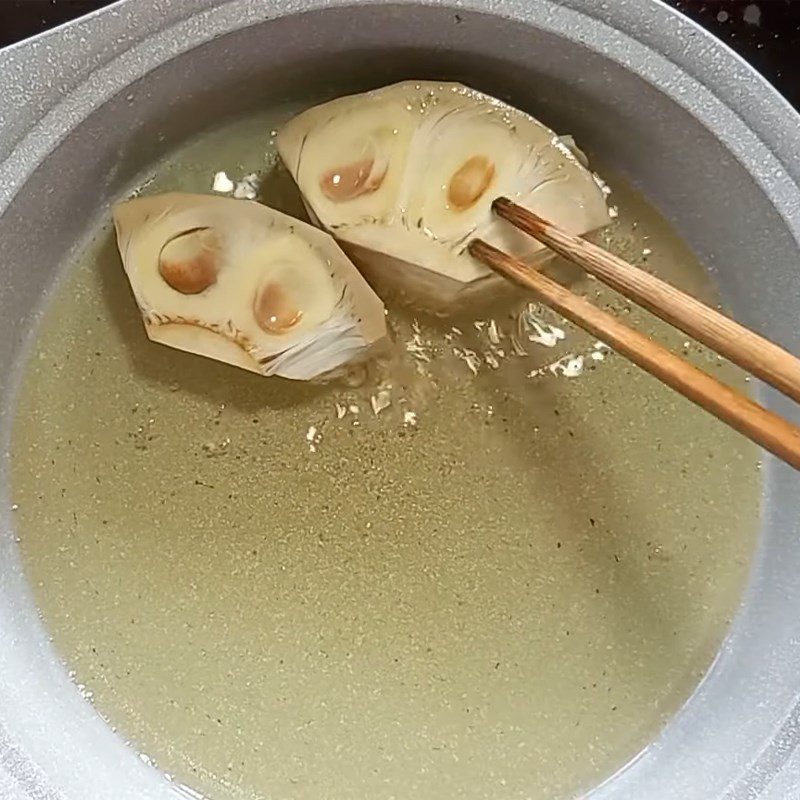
1;1;798;798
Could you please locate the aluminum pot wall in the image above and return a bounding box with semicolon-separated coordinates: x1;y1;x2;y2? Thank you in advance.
0;1;799;798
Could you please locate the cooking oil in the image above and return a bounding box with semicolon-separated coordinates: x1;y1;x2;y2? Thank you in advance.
11;103;760;800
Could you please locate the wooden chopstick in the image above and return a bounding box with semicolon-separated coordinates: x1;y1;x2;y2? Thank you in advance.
468;238;800;471
493;196;800;405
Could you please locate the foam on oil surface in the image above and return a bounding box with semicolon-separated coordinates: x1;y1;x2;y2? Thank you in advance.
11;106;760;800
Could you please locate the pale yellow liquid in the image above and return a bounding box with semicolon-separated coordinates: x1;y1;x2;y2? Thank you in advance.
11;106;760;800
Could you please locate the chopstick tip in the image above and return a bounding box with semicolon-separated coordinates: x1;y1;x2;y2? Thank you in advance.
492;196;510;213
466;238;483;258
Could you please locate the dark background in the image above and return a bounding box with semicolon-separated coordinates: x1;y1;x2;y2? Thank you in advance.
1;1;799;108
